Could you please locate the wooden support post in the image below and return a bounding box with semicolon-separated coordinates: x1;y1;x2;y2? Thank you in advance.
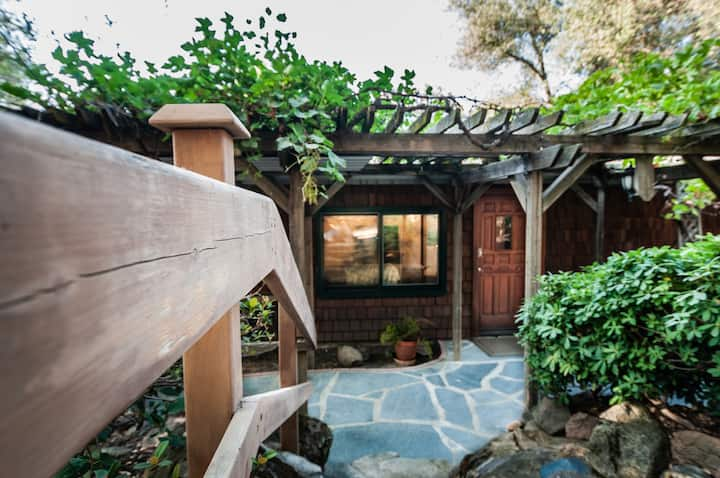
279;167;304;452
524;170;543;410
634;156;656;202
452;210;463;361
151;105;249;478
595;185;606;262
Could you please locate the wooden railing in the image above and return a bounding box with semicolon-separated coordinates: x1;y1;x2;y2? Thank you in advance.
0;104;317;478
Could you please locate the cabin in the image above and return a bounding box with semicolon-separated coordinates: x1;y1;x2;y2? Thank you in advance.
2;102;720;477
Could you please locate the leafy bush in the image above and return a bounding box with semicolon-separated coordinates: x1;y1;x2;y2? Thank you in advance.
517;234;720;412
239;294;276;343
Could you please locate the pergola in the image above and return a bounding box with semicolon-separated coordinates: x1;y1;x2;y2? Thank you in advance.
7;104;720;372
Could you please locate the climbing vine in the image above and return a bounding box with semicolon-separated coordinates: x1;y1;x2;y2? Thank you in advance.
1;8;434;203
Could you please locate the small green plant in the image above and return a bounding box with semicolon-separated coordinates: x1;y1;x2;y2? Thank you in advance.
133;440;174;476
239;294;276;343
252;447;278;471
380;317;432;355
517;234;720;413
55;443;121;478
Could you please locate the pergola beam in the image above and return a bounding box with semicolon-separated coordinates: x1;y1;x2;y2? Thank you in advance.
684;155;720;196
236;158;290;213
310;179;348;215
542;154;593;212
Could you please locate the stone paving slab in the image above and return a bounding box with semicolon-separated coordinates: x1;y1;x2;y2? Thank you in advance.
242;340;524;476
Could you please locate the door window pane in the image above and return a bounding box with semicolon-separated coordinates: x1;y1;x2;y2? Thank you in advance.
495;215;512;250
323;215;379;286
383;214;440;285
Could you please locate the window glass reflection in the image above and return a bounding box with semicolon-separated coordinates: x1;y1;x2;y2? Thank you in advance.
383;214;439;285
323;215;379;286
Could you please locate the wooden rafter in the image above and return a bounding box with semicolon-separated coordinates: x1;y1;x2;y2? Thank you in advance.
684;155;720;196
542;154;593;212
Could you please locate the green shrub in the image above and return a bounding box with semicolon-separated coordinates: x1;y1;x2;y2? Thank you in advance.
517;234;720;412
239;294;276;343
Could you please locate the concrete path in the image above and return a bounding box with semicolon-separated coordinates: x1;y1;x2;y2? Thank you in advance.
243;340;524;476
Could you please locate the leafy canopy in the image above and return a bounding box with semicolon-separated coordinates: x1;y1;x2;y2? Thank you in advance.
1;8;427;204
517;234;720;413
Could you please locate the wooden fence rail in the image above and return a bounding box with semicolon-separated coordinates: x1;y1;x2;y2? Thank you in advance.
0;104;316;478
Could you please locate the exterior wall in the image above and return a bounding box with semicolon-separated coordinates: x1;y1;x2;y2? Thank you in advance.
545;186;679;273
313;185;473;343
314;184;716;343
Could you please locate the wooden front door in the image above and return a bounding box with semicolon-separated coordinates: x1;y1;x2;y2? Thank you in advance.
472;191;525;334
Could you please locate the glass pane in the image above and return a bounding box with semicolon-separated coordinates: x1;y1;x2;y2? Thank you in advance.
383;214;440;285
495;215;512;250
323;215;379;286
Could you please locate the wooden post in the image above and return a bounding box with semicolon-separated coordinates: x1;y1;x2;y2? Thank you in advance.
279;167;304;452
452;210;463;361
595;185;606;262
149;104;250;478
524;170;543;410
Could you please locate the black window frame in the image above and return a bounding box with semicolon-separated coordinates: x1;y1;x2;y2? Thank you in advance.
315;207;447;298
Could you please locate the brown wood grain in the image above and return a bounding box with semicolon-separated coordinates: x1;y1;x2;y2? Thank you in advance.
0;111;315;478
204;382;313;478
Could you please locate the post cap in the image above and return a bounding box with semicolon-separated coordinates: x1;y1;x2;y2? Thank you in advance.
149;103;251;139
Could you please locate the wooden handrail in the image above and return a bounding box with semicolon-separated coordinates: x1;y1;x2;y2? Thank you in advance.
0;109;316;478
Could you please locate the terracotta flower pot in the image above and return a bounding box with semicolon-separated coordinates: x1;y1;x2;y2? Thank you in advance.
394;340;418;362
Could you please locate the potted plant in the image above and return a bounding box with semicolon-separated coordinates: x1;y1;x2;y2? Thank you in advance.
379;317;432;365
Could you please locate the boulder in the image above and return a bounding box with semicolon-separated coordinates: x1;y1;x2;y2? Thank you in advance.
565;412;600;440
532;397;571;435
587;418;670;478
265;416;333;469
337;345;364;367
661;464;713;478
453;448;581;478
540;457;593;478
299;415;333;467
344;452;451;478
599;403;651;424
670;431;720;478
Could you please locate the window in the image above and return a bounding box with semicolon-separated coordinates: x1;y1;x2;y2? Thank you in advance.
317;209;445;298
495;215;513;250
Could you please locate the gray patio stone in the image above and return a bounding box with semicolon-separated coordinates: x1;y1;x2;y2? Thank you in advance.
332;371;419;396
441;427;490;453
243;373;278;396
500;361;525;380
380;383;438;421
436;388;473;428
323;395;374;425
469;389;510;404
490;376;524;394
445;363;497;390
327;423;454;466
476;401;525;435
425;374;447;387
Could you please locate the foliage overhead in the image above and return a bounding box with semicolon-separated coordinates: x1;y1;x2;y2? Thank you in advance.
549;39;720;218
517;234;720;413
450;0;720;103
0;9;434;204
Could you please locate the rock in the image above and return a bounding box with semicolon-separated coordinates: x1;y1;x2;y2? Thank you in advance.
532;397;571;435
540;457;593;478
565;412;600;440
337;345;364;367
670;431;720;478
507;420;523;432
599;403;651;424
299;415;333;467
662;464;713;478
344;452;451;478
587;418;670;478
265;416;332;468
453;448;574;478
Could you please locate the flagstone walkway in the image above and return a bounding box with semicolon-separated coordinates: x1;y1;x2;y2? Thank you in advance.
243;340;524;476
